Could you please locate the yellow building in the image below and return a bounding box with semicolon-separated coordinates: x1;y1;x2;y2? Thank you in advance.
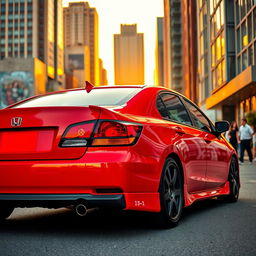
64;2;99;86
114;24;144;85
64;46;90;88
0;58;47;108
99;58;108;85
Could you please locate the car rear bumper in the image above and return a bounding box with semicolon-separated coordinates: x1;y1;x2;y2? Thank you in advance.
0;193;126;209
0;192;161;212
0;149;160;193
0;149;162;212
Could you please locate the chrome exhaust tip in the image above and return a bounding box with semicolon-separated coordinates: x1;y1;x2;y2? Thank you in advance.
74;203;88;217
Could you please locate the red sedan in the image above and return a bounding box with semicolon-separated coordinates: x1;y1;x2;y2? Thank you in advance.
0;85;240;227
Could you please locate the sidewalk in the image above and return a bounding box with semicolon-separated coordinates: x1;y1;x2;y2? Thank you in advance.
239;161;256;197
239;160;256;171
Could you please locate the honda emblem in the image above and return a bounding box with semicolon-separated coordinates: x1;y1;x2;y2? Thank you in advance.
11;117;22;127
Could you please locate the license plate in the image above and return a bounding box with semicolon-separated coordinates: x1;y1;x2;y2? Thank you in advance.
0;129;55;154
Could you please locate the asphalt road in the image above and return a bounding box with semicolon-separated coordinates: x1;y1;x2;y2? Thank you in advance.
0;162;256;256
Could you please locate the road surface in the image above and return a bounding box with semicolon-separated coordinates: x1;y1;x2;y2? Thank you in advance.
0;162;256;256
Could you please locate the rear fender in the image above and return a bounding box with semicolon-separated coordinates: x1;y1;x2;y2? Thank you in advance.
157;144;186;184
89;105;134;122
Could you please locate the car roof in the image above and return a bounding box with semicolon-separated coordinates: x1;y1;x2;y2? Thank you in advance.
6;84;185;109
65;84;180;95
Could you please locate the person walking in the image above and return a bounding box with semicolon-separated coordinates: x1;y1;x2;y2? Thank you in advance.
239;118;253;164
253;124;256;162
229;121;239;152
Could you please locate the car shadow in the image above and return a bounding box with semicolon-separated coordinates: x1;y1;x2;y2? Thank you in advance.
0;198;252;236
181;196;255;224
1;208;156;237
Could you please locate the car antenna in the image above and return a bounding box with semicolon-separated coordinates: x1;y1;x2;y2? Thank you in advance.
85;81;94;93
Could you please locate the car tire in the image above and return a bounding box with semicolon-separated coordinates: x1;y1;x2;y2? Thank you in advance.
0;205;14;221
226;157;240;203
157;157;184;228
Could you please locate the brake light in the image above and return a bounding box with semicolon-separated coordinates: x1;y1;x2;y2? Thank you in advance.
92;121;142;146
60;121;95;147
60;120;142;147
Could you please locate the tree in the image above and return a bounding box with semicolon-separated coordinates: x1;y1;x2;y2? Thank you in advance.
245;111;256;126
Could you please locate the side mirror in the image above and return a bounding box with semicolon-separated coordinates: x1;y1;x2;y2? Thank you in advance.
215;121;230;134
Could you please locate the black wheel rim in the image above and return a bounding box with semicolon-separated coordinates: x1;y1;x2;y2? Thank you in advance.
230;159;239;199
163;162;182;220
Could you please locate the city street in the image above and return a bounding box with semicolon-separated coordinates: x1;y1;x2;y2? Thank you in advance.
0;162;255;256
0;1;256;255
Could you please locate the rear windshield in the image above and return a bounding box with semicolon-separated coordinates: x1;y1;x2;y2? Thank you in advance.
12;87;141;108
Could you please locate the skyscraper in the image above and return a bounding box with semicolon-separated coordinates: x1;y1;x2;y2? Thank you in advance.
155;17;164;87
181;0;198;103
0;0;64;83
163;0;183;92
64;2;99;86
99;58;108;85
197;0;256;122
0;0;64;108
163;0;198;101
114;24;144;85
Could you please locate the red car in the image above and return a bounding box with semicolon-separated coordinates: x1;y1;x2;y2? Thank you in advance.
0;85;240;227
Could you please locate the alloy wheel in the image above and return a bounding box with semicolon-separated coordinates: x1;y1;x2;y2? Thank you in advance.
228;157;240;202
163;161;183;220
157;157;184;228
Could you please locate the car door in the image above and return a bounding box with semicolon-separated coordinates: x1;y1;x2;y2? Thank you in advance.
182;98;229;189
157;93;207;193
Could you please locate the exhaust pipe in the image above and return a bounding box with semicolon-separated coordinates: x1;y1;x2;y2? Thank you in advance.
74;203;88;217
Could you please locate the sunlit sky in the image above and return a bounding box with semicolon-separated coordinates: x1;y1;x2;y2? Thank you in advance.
63;0;164;85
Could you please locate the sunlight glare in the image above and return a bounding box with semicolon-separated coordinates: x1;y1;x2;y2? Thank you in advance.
63;0;164;85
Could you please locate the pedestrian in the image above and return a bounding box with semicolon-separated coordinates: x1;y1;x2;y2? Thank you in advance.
228;121;239;152
253;125;256;162
224;130;230;142
239;118;254;164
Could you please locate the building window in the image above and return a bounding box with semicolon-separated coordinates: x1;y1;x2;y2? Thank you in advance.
248;13;252;42
235;0;256;74
242;50;247;70
248;46;253;65
254;42;256;65
237;55;241;73
254;8;256;38
198;0;210;100
210;0;226;90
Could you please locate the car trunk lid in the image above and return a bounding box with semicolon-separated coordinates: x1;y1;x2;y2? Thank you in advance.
0;106;100;160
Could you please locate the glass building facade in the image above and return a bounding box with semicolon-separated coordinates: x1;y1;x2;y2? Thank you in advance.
163;0;183;93
235;0;256;118
164;0;198;102
197;0;256;122
0;0;64;86
235;0;256;73
169;0;183;92
0;0;33;59
210;0;226;90
198;0;211;101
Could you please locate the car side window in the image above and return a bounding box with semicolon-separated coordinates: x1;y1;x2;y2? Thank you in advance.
183;99;212;132
158;93;192;126
156;96;169;119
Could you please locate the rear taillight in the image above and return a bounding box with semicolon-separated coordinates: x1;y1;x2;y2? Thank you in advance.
92;121;142;146
60;120;142;147
60;121;95;147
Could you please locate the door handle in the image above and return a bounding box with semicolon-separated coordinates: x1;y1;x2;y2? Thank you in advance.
204;134;211;144
174;126;185;136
